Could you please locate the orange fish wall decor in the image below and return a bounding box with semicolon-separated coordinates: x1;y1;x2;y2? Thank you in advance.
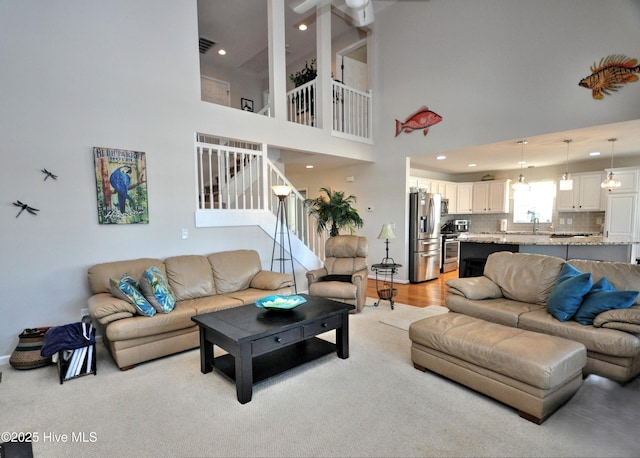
579;54;640;99
395;106;442;137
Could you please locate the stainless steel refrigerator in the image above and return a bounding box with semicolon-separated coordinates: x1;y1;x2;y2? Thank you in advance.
409;191;441;283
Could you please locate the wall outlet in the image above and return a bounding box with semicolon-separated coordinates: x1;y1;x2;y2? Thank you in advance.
559;218;565;225
567;218;573;225
181;228;189;239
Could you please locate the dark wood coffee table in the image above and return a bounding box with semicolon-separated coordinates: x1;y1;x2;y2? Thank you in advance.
191;294;354;403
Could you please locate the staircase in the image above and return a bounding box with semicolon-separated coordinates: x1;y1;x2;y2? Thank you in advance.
194;134;327;271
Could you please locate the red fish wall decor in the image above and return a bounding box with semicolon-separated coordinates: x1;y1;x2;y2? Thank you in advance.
395;106;442;137
579;54;640;99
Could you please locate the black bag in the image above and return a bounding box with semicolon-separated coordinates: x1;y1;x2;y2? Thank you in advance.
9;327;52;370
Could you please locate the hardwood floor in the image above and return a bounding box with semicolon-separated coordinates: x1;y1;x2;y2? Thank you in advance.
366;269;459;308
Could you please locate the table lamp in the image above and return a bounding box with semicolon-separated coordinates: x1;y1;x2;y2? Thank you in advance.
378;223;396;264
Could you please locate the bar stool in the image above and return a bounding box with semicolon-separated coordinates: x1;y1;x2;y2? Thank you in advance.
462;257;486;277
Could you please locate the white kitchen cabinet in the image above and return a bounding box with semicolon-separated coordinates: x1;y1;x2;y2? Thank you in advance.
472;180;510;213
443;182;457;214
556;172;604;211
605;193;637;238
456;183;473;214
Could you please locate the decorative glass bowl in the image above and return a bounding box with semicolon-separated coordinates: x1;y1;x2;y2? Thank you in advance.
255;295;306;311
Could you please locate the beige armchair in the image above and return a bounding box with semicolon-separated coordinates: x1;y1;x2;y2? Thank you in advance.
306;235;368;313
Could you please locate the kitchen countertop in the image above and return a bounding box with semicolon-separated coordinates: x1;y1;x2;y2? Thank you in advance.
458;232;639;246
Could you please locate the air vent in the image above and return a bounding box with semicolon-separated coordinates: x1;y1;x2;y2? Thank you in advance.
199;37;216;54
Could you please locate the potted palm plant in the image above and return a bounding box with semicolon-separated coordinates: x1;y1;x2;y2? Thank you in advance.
304;187;364;237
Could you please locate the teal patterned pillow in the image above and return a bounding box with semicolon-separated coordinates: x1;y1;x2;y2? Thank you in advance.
109;274;156;317
139;266;176;313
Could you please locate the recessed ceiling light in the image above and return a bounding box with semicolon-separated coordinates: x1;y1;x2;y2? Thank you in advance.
589;151;601;157
305;164;314;169
218;49;226;56
298;23;308;31
468;163;477;167
436;155;446;160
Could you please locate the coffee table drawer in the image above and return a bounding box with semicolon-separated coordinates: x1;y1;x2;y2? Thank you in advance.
252;328;303;356
304;314;343;337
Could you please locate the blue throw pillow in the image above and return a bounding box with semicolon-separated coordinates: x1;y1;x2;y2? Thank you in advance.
546;264;592;321
574;277;639;325
109;274;156;317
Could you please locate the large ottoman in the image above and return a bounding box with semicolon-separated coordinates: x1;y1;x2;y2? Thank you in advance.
409;313;587;424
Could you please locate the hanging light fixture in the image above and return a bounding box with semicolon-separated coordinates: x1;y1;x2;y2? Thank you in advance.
600;138;622;190
559;139;574;191
512;140;529;191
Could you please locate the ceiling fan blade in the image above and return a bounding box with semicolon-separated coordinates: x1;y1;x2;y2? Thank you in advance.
291;0;333;14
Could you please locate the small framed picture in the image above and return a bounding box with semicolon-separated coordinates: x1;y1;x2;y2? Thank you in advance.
241;98;254;112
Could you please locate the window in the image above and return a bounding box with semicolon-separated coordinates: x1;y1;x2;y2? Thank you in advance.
512;181;555;223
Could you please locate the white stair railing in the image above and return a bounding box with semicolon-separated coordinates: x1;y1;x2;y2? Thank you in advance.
265;162;327;262
195;135;327;262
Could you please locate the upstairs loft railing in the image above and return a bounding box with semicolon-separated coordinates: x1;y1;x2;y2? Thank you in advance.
331;80;372;142
195;135;328;261
284;79;372;142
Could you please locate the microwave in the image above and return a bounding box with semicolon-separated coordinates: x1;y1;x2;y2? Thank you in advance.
440;198;449;216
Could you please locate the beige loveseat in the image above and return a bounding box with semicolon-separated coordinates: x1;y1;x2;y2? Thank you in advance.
87;250;294;369
445;252;640;383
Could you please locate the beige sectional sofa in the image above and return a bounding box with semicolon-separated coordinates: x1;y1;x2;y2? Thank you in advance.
445;252;640;383
87;249;294;369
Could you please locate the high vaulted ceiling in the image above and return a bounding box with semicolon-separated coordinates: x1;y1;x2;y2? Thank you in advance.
197;1;640;176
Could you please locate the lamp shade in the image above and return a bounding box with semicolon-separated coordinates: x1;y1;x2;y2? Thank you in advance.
600;172;622;189
559;173;573;191
271;185;292;197
512;174;528;191
378;224;396;240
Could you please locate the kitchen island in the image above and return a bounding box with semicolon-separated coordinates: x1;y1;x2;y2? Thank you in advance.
458;232;639;277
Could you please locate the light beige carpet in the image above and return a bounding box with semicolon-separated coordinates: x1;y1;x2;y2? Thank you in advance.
1;303;639;457
375;300;449;331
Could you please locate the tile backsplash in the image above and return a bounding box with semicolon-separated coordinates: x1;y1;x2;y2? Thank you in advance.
449;211;605;234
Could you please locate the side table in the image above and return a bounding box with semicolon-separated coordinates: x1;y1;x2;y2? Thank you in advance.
371;263;402;309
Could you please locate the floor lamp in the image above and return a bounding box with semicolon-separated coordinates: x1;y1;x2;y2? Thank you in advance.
270;185;297;293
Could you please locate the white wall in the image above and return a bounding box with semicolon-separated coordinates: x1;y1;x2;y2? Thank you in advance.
200;61;268;112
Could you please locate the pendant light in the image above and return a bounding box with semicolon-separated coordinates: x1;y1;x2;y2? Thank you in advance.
600;138;622;190
559;139;574;191
512;140;529;191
